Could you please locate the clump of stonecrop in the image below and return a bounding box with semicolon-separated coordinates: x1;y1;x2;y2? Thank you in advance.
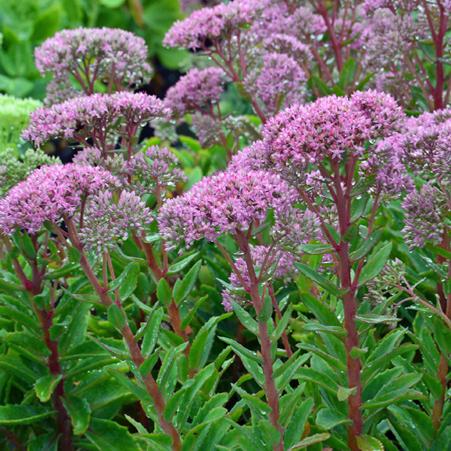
228;89;412;450
1;4;450;451
160;168;304;450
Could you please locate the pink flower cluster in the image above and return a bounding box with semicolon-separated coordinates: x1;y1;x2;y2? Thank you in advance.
164;67;226;116
250;1;325;41
23;92;170;147
35;28;151;102
0;164;117;235
159;169;298;248
260;91;403;175
164;0;259;49
245;52;306;115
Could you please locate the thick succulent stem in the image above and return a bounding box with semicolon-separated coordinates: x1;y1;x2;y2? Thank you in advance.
13;251;73;451
332;160;363;450
121;324;182;450
339;244;363;450
39;307;73;451
236;232;284;451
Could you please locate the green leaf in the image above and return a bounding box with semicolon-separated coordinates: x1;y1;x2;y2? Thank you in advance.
35;374;62;402
86;418;140;451
45;263;79;280
338;58;357;89
189;314;230;371
337;385;357;402
316;408;351;430
295;263;344;297
258;293;273;322
63;396;91;435
284;398;314;448
173;261;201;304
141;308;164;357
232;301;257;335
356;435;385;451
107;304;125;330
300;243;333;255
299;293;341;326
289;432;331;450
157;278;172;306
108;262;140;300
167;252;200;275
350;230;382;261
358;242;392;286
0;405;54;425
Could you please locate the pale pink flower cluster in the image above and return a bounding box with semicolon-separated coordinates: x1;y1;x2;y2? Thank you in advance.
80;190;152;252
402;183;447;247
245;52;306;115
124;146;186;195
35;28;151;102
164;67;226;116
159;169;298;248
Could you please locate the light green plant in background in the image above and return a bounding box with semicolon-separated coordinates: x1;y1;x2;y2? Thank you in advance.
0;94;41;149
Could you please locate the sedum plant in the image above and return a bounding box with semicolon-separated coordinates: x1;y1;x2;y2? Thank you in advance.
0;2;449;451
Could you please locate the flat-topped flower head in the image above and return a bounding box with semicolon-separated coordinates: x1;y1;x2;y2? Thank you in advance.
159;169;297;249
23;92;170;148
164;67;226;116
0;164;118;235
164;0;259;49
35;28;151;102
79;190;152;252
261;91;403;179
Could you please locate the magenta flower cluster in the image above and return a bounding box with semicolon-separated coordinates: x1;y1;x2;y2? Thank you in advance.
245;52;306;115
23;92;169;147
164;0;258;49
0;164;117;235
164;67;226;116
159;169;298;248
263;90;402;168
